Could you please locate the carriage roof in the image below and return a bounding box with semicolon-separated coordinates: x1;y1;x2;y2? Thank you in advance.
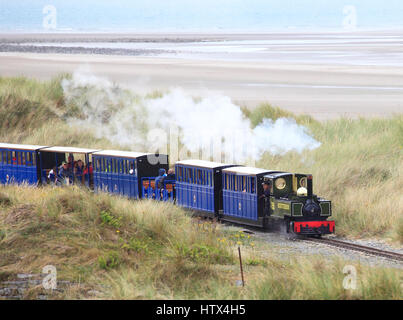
0;143;49;151
40;146;100;154
175;159;235;169
92;150;153;159
222;166;277;176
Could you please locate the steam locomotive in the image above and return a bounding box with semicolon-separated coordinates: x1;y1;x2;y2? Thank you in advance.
0;143;334;236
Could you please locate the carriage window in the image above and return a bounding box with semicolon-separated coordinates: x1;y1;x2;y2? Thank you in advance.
116;159;120;173
197;170;202;185
26;152;31;165
251;177;256;194
123;160;127;174
113;159;117;173
0;151;3;163
188;168;192;183
115;159;119;174
110;159;114;173
106;159;110;172
21;152;26;166
178;167;183;182
118;159;122;174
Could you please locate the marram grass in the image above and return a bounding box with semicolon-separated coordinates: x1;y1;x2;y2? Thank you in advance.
0;185;400;300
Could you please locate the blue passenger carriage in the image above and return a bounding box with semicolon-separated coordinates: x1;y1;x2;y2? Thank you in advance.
0;143;48;185
221;166;279;227
39;146;100;186
92;150;168;199
175;160;236;217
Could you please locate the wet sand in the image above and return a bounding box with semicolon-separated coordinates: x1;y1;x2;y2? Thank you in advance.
1;32;403;120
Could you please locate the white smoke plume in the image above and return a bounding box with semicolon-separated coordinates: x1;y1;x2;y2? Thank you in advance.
62;68;321;164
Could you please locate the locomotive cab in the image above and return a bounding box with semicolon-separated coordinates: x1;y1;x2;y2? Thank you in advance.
263;173;334;236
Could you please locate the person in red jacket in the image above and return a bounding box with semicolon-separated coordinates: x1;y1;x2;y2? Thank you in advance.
83;162;93;187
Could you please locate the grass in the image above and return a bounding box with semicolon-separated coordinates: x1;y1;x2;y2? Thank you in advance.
0;184;400;300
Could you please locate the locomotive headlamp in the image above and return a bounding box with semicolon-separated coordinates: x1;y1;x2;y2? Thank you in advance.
297;187;307;197
275;178;286;190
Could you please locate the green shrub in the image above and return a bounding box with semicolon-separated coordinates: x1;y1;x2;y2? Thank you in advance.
100;210;121;228
245;258;267;267
98;251;121;270
173;243;234;265
121;238;149;254
0;229;6;241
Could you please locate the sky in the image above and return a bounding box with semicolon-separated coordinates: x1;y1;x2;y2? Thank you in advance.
0;0;402;32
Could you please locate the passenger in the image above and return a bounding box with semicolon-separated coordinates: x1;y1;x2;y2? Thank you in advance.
166;168;175;180
129;163;135;175
67;154;75;182
165;168;176;200
83;163;89;187
83;162;94;187
261;181;272;216
67;154;75;169
74;159;84;185
155;168;167;189
154;168;166;199
58;162;70;185
48;166;58;185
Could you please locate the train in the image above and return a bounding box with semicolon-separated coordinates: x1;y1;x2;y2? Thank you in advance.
0;142;335;236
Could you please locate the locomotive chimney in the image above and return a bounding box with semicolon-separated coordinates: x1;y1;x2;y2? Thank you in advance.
307;175;313;198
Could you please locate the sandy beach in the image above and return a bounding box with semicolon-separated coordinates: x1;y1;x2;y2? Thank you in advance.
1;32;403;119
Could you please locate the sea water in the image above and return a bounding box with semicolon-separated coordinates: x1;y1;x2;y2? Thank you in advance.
0;0;403;33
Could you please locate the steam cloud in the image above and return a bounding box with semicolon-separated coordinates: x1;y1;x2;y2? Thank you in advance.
62;67;321;164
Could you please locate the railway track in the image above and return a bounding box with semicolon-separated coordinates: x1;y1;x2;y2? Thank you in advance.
303;237;403;262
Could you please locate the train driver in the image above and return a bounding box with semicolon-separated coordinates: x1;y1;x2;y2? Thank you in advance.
261;180;272;216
